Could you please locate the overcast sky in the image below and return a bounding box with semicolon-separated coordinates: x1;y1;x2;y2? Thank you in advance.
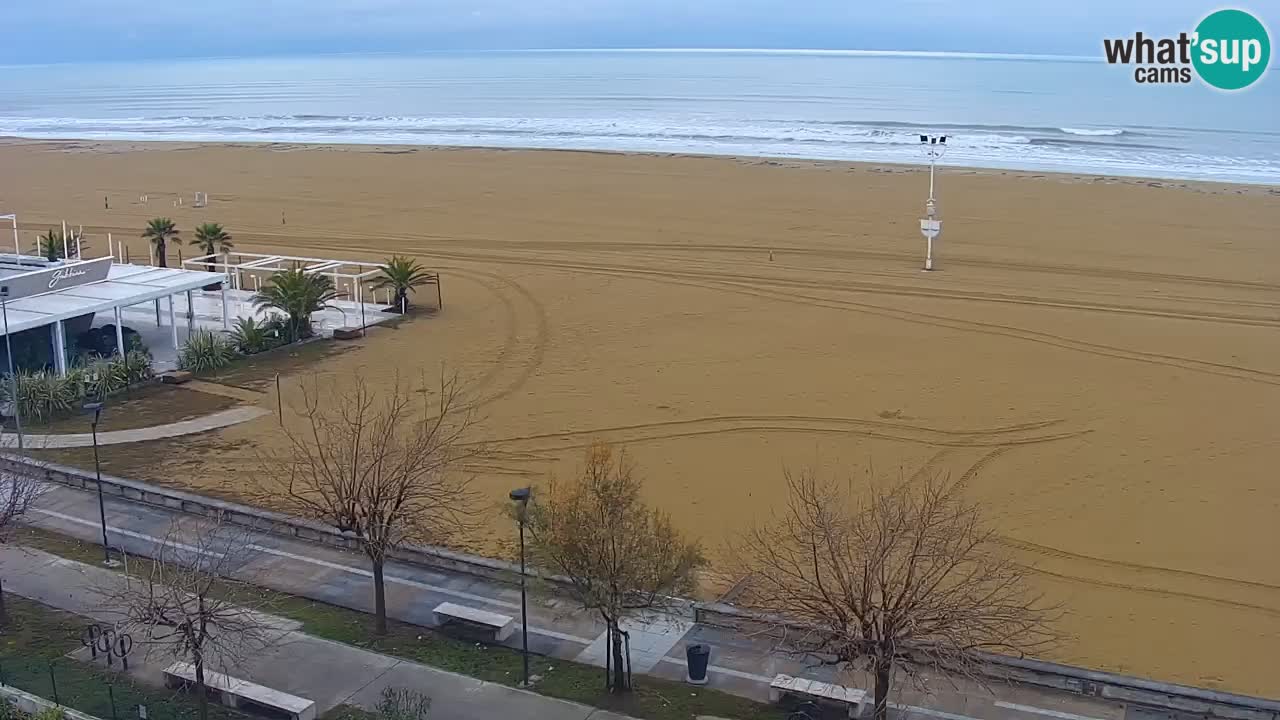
2;0;1272;64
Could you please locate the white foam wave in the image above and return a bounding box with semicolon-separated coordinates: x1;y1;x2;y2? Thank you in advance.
0;115;1273;184
1061;127;1125;136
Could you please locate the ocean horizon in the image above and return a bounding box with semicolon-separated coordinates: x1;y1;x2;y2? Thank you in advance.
1;49;1277;184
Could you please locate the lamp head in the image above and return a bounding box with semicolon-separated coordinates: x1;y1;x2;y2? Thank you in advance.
83;401;103;422
509;487;531;503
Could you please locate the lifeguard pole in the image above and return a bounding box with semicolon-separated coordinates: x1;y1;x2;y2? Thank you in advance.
918;134;947;271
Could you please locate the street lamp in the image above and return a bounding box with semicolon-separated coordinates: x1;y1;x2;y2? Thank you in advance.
83;402;117;567
1;286;24;451
509;486;532;687
918;135;948;271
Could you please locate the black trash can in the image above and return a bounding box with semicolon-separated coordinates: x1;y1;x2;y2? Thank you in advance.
686;643;711;685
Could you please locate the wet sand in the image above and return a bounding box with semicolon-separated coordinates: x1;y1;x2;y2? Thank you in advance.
2;139;1279;695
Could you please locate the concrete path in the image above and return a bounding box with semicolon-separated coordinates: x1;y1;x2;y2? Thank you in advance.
20;476;1140;720
0;406;268;448
0;546;632;720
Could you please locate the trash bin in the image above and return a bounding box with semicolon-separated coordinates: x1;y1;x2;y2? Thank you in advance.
686;643;711;685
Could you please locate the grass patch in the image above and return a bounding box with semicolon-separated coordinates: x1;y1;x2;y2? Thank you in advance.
208;340;355;392
319;706;379;720
27;384;241;435
0;594;245;720
17;528;782;720
28;436;201;486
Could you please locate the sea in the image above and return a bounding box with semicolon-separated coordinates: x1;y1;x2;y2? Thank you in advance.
0;50;1278;184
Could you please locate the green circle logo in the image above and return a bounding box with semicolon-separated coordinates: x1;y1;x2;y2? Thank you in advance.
1192;9;1271;90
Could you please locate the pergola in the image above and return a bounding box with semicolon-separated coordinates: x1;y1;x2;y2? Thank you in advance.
184;252;441;310
0;214;19;256
0;257;226;375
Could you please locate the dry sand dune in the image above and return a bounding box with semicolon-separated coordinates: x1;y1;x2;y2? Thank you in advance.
2;140;1278;695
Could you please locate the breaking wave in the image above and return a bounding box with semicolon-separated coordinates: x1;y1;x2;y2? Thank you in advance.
0;114;1274;183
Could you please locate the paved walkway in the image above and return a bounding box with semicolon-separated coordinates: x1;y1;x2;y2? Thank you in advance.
0;406;269;448
1;546;633;720
20;476;1141;720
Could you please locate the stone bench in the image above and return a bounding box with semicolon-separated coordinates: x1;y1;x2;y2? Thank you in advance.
769;673;868;718
433;601;515;642
163;661;316;720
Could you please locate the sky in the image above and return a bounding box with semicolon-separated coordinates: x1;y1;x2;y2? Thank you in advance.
1;0;1274;64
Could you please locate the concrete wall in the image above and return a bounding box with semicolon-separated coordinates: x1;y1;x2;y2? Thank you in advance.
7;453;1279;720
1;683;106;720
692;601;1280;720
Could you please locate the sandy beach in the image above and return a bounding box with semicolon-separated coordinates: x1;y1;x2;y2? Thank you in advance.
1;139;1278;695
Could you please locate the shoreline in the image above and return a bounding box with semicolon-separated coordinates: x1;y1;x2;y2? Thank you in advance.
4;135;1278;195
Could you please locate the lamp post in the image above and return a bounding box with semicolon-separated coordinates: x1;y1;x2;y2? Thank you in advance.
509;486;532;687
1;286;23;451
918;134;948;271
83;402;117;566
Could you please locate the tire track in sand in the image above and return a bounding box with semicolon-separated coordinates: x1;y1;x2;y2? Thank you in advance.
913;446;1280;618
357;246;1280;388
479;415;1084;453
440;267;549;410
1000;535;1280;617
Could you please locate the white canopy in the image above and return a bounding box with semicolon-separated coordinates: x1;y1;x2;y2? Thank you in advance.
0;263;225;335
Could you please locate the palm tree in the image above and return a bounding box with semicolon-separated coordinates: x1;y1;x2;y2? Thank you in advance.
252;268;337;343
142;218;179;268
371;255;434;313
191;223;233;271
229;316;272;355
35;227;87;261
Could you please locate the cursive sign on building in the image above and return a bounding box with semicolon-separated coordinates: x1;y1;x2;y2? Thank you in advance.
48;266;89;289
1;257;113;300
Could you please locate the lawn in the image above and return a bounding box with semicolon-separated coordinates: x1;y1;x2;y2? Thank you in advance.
25;384;241;435
204;339;356;392
15;528;782;720
28;433;234;494
0;594;245;720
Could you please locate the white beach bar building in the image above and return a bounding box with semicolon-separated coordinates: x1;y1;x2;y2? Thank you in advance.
0;254;226;374
0;247;402;374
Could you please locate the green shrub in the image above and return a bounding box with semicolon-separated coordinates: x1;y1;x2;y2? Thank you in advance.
32;708;64;720
120;350;152;384
230;316;274;355
85;356;130;399
376;688;431;720
3;370;78;422
178;329;237;375
61;366;87;400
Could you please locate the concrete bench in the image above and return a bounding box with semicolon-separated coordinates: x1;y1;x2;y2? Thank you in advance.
769;673;868;718
433;601;515;642
163;661;316;720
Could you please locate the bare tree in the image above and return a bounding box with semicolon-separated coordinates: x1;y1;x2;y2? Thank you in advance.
99;519;282;720
0;458;43;624
728;470;1057;720
263;371;481;635
523;441;704;694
